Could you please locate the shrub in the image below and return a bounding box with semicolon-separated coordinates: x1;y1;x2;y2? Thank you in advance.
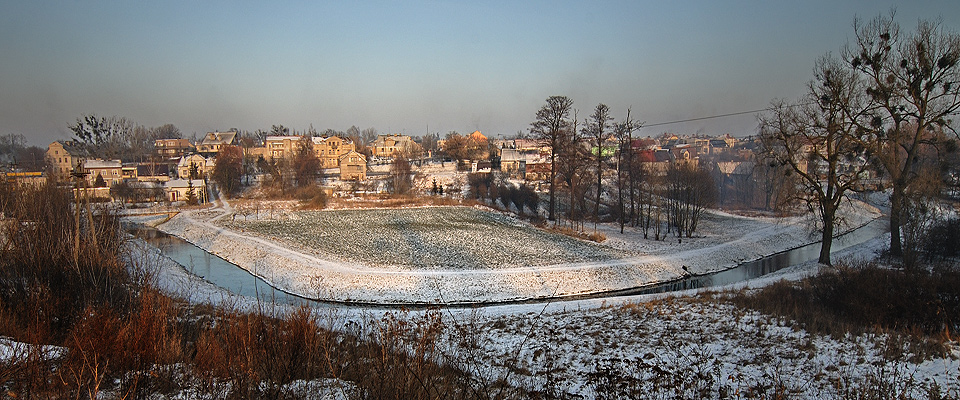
730;260;960;354
922;217;960;261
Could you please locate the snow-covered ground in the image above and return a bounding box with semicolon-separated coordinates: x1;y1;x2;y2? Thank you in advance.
126;196;960;398
154;196;880;304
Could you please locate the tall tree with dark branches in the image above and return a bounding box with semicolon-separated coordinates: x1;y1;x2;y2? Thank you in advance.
530;95;574;224
583;103;614;229
293;135;321;188
842;12;960;257
212;145;244;198
759;56;873;265
613;108;641;233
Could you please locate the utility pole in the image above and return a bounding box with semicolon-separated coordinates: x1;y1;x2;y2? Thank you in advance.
70;159;89;269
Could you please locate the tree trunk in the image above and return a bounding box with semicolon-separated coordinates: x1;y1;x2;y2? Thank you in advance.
819;206;835;265
889;183;904;257
548;156;557;223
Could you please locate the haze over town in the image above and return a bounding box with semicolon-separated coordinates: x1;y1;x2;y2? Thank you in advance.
4;2;960;398
2;1;959;146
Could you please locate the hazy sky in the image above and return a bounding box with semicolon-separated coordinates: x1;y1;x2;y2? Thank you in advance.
2;1;959;147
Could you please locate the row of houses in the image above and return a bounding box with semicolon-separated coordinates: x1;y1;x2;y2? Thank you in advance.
490;133;736;181
45;140;206;203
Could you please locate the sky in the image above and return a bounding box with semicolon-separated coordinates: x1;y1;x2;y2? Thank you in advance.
2;1;959;147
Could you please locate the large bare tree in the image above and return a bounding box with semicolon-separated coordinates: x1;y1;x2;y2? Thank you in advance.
293;135;321;188
759;56;873;265
212;145;244;198
843;13;960;256
613;108;641;233
583;103;614;229
530;95;574;223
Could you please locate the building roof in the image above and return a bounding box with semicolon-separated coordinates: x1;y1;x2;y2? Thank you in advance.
83;159;121;169
200;131;238;145
164;179;205;189
137;164;170;177
177;154;209;167
500;148;525;162
51;140;88;157
314;136;352;145
265;135;301;142
469;130;487;141
338;150;366;162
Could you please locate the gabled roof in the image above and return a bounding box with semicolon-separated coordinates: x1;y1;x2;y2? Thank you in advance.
469;130;487;141
200;131;238;145
51;140;88;157
177;154;209;167
338;150;366;162
314;136;353;145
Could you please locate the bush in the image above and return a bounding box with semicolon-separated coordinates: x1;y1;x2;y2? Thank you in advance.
922;217;960;261
293;185;327;209
730;260;960;352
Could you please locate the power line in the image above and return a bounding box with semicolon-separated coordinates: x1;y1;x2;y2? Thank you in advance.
640;107;773;129
639;102;815;129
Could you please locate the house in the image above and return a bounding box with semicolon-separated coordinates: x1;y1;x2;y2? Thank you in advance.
636;149;674;175
338;150;367;181
370;134;418;158
500;148;525;177
136;163;171;183
154;138;194;159
176;154;214;179
262;135;301;159
46;141;86;179
164;179;207;203
84;159;123;187
312;136;356;169
259;135;358;169
121;164;138;181
196;131;238;156
524;152;551;181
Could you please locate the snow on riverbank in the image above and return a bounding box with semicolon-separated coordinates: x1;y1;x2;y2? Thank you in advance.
155;199;880;304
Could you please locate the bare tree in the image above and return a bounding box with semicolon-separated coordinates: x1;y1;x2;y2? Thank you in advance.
152;123;181;139
212;145;244;198
665;162;717;238
69;114;134;161
583;103;614;229
843;12;960;257
530;95;574;223
388;156;413;195
613;108;641;233
759;56;873;265
270;124;290;136
293;135;321;187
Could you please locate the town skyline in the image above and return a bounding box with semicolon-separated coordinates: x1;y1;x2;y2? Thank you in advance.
2;1;959;147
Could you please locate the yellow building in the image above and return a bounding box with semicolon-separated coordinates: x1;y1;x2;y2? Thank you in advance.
260;135;357;170
46;141;85;179
338;150;367;181
370;134;419;158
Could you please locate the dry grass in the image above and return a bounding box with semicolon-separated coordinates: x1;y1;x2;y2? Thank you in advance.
728;259;960;360
0;183;514;399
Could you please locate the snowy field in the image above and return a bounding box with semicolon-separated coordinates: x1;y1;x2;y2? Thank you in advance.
217;207;633;270
129;224;960;398
155;198;881;304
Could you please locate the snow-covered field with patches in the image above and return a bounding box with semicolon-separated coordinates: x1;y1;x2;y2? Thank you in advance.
154;195;879;304
131;223;960;398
